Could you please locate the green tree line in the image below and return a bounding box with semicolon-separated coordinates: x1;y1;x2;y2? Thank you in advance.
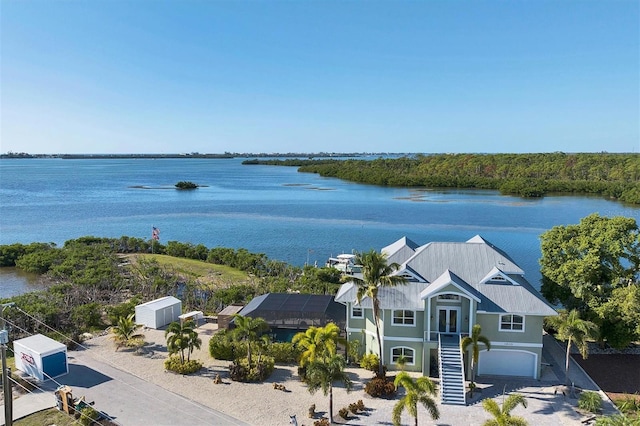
0;236;343;342
245;153;640;204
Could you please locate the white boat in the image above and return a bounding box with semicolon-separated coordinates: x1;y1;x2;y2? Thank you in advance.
326;253;362;274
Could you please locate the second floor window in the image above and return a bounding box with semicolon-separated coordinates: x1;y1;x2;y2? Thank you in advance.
393;310;415;326
351;306;363;318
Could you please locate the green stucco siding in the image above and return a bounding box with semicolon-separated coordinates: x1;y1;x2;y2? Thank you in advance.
476;314;544;345
386;340;424;373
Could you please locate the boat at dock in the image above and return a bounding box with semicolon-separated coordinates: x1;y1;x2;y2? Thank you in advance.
325;253;362;274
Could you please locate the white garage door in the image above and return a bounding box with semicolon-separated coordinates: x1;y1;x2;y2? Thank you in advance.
478;349;536;378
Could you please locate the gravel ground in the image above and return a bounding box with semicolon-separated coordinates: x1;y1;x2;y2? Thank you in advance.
71;324;602;426
78;325;391;426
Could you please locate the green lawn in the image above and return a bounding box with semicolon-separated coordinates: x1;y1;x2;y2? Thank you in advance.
127;254;251;287
14;408;77;426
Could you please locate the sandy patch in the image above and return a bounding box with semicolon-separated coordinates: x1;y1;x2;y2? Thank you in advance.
80;325;386;426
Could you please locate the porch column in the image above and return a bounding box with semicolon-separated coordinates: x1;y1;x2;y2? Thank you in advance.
426;296;432;341
468;300;473;332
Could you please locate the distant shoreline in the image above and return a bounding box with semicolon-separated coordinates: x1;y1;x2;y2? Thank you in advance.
0;152;374;159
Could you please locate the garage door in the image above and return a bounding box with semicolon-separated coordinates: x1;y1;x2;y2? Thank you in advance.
477;349;536;378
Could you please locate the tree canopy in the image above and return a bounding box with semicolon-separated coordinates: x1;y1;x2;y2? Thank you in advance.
540;213;640;348
250;153;640;204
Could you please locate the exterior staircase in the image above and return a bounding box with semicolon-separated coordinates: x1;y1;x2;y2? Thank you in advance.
438;334;466;405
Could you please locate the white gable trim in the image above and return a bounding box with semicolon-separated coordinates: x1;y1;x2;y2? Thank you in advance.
480;267;520;286
420;272;481;302
395;268;425;282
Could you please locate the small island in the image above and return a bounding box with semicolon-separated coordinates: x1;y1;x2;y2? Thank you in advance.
175;181;198;190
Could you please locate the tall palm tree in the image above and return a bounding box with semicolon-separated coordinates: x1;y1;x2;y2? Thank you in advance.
293;322;346;367
392;372;440;426
165;320;200;364
353;249;407;377
482;393;528;426
461;323;491;396
231;314;269;365
545;309;598;385
305;354;353;423
111;314;144;351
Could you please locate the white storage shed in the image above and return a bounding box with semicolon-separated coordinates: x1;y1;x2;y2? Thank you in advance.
135;296;182;329
14;334;68;382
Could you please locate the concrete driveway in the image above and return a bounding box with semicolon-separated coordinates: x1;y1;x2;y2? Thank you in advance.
31;349;247;426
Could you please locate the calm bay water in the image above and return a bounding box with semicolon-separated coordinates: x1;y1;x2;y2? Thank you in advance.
1;157;638;297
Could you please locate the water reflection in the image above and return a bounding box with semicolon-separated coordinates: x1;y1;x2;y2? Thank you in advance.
0;267;49;298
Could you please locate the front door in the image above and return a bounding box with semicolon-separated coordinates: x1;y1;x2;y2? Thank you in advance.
438;307;460;333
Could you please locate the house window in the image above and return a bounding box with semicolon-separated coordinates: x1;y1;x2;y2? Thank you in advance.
391;347;415;365
437;294;460;301
392;310;415;326
351;306;363;318
500;314;524;331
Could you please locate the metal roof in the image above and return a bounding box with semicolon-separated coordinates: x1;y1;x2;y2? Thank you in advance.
14;334;66;356
382;236;420;266
136;296;181;310
337;235;556;316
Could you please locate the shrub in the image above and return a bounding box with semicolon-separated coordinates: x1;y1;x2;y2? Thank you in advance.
164;356;203;375
313;418;330;426
106;298;141;324
579;391;603;413
359;353;379;372
208;332;237;360
614;394;640;414
266;341;301;364
347;339;361;364
595;414;640;426
78;406;101;426
364;376;396;398
228;356;275;382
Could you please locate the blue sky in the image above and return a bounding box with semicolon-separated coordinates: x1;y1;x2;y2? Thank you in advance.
2;1;638;154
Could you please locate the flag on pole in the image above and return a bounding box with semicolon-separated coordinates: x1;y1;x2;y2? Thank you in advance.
152;226;160;241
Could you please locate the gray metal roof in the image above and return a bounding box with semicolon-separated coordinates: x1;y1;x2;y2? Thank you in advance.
336;235;556;316
336;281;426;311
382;236;420;266
420;270;483;302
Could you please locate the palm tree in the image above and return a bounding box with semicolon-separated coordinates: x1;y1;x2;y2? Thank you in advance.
305;354;353;423
165;320;200;364
185;328;202;361
392;372;440;426
461;323;491;396
545;309;598;385
293;322;346;367
231;314;269;365
353;249;407;377
482;393;528;426
111;314;144;351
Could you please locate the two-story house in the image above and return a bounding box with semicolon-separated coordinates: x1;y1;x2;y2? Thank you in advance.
335;235;557;405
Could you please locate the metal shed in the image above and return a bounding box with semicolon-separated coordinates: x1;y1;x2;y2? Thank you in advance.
135;296;182;329
14;334;68;382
